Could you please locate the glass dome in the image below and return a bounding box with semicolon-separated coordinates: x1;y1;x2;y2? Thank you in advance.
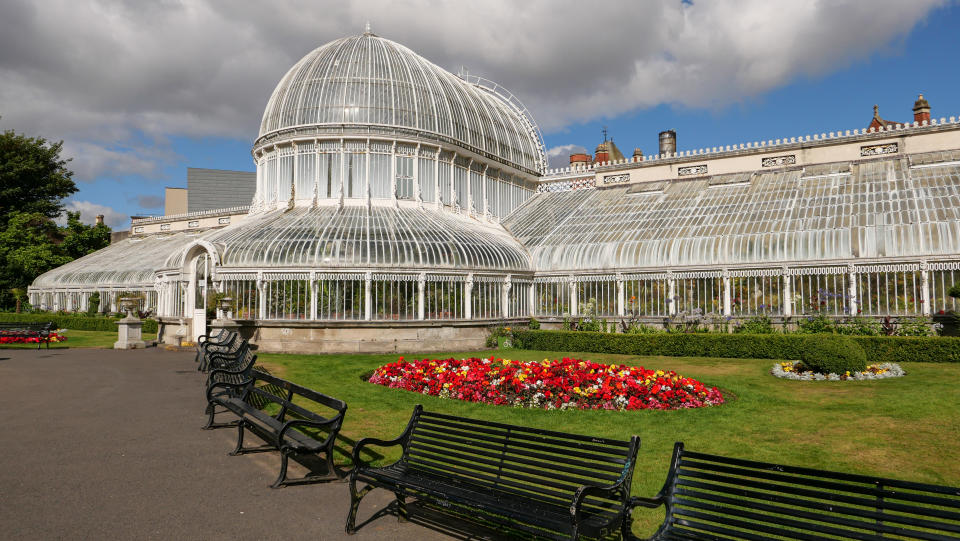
180;204;532;273
257;32;545;175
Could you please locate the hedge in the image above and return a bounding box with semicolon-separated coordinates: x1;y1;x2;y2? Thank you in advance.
0;313;158;333
512;330;960;364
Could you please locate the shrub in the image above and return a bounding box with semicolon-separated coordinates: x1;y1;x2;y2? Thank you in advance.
0;312;158;333
528;317;540;330
86;292;100;315
948;284;960;300
624;323;662;334
735;315;776;334
897;316;936;337
795;314;836;334
800;335;867;375
836;316;881;336
511;329;960;363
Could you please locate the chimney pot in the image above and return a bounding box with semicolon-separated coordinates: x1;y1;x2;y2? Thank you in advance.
658;130;677;156
95;215;104;225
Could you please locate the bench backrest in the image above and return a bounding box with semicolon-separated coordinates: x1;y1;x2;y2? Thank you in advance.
0;322;53;332
209;342;253;371
243;370;347;427
204;332;243;355
402;407;639;514
659;442;960;540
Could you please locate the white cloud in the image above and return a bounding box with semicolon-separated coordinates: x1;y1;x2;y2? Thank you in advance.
546;144;588;169
0;0;945;177
61;200;129;229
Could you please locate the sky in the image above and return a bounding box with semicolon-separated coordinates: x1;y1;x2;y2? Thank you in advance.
2;0;959;229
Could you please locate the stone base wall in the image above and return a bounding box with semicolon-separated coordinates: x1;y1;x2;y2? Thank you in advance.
158;317;524;354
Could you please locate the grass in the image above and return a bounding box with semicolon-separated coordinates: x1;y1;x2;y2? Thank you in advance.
257;348;960;537
0;329;158;349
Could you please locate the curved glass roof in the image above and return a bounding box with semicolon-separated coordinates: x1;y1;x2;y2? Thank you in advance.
185;204;531;273
259;33;545;174
32;232;199;289
506;158;960;272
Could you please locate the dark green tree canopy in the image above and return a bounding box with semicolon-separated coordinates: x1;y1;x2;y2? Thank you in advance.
0;128;78;221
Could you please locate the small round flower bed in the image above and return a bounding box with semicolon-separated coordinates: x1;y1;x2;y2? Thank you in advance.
771;361;905;381
368;356;724;411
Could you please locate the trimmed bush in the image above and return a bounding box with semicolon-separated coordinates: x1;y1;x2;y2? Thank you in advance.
0;313;158;333
512;330;960;363
800;335;867;375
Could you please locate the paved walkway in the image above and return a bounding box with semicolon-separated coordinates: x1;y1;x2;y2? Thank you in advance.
0;348;477;540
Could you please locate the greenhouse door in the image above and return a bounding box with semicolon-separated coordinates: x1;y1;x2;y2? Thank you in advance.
192;254;212;343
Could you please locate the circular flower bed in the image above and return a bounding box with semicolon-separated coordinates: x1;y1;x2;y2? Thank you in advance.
368;356;724;411
0;331;67;345
772;361;904;381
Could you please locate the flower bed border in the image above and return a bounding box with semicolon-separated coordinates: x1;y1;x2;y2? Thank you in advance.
771;362;904;381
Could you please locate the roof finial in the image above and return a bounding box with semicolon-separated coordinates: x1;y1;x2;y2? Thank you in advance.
364;21;371;35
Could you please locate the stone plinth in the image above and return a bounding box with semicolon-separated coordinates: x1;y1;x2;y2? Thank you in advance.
115;316;146;349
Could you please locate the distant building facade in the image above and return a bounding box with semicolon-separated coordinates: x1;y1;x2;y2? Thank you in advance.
187;168;256;213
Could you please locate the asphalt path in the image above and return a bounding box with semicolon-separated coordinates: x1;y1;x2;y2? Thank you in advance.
0;347;481;540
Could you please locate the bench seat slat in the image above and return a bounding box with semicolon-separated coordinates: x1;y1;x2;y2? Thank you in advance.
677;468;960;520
409;438;621;484
399;458;623;517
674;483;960;534
671;509;857;541
683;451;960;497
358;464;620;533
409;427;624;475
406;447;602;496
671;493;953;541
412;423;627;465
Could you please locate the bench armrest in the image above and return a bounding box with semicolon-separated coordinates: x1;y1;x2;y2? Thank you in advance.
352;405;422;470
627;494;665;510
205;378;253;403
571;478;631;519
277;415;344;449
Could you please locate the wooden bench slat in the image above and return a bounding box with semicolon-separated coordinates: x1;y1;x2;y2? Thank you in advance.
406;444;618;498
673;491;960;541
678;464;960;513
409;437;622;483
412;422;628;464
683;451;960;496
422;410;631;448
418;415;630;455
408;426;624;474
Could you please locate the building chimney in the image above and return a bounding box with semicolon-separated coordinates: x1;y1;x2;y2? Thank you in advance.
913;94;930;124
594;142;610;164
569;153;591;167
659;130;676;156
633;148;644;160
95;215;104;226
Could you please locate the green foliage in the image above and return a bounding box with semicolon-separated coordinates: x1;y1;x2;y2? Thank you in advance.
734;315;776;334
795;314;837;334
836;316;881;336
897;316;936;337
527;317;540;330
624;322;663;334
948;284;960;300
86;292;100;315
512;329;960;363
59;211;110;259
0;128;77;220
485;322;514;348
800;335;867;375
0;128;109;311
0;312;158;333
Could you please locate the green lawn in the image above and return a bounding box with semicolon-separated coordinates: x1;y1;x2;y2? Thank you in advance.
257;348;960;537
0;329;157;349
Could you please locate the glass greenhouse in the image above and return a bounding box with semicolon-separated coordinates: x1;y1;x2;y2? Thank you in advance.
28;30;960;349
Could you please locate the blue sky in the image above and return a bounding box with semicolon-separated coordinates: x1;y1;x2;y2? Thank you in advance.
1;0;957;228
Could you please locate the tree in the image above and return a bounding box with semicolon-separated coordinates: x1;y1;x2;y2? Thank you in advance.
60;211;111;259
0;128;77;222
